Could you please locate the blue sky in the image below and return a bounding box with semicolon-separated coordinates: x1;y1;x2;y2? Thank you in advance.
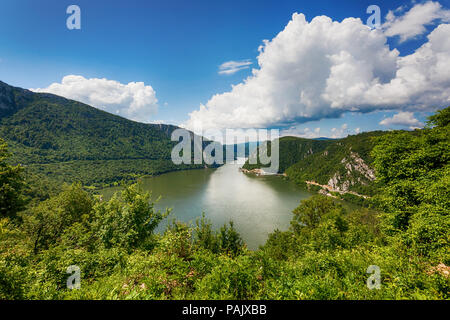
1;0;449;139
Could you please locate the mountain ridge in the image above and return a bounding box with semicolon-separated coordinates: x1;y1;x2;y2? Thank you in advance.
0;80;204;188
243;131;390;197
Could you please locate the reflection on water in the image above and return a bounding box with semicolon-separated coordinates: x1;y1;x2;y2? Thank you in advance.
101;161;311;249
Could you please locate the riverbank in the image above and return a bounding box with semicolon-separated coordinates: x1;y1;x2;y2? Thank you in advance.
239;167;287;177
305;180;370;198
238;167;370;201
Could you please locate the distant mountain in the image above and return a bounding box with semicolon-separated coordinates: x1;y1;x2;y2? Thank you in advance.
313;137;336;141
242;132;389;196
0;81;208;187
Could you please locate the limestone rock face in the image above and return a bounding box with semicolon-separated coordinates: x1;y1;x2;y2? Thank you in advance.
348;152;375;181
327;152;375;192
327;173;350;192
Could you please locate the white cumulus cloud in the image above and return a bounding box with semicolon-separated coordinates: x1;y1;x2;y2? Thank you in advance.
379;111;424;129
280;126;322;139
383;1;450;42
330;124;349;139
218;60;253;75
185;11;450;131
31;75;158;123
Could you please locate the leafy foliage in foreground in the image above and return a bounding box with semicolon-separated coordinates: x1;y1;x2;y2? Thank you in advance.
371;107;450;262
0;107;449;300
0;139;26;219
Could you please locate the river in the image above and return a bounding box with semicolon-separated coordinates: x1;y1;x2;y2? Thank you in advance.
101;160;312;249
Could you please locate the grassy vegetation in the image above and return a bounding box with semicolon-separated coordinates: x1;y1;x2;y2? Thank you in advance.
0;107;448;300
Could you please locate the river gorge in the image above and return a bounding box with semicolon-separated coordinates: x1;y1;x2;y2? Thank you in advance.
101;160;312;249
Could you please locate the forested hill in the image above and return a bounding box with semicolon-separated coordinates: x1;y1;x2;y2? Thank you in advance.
0;80;203;187
243;136;333;173
285;131;388;196
0;80;183;162
242;131;389;196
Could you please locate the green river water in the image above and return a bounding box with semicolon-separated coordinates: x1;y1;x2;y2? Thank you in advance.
101;161;312;249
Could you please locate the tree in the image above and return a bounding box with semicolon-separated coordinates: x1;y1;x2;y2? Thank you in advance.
290;195;345;232
24;183;93;253
371;106;449;260
0;138;26;219
194;213;219;253
218;221;244;256
427;106;450;128
194;214;244;256
92;183;169;250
